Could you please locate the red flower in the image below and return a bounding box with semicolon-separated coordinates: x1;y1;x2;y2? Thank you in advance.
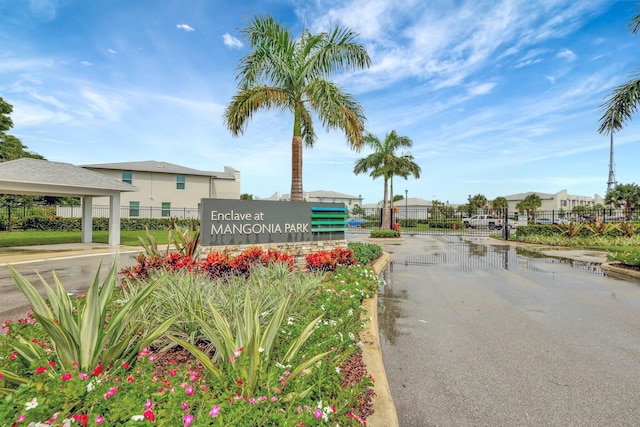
143;410;155;422
35;366;47;374
236;379;243;386
61;373;72;381
48;361;56;366
122;361;130;368
72;414;88;427
92;364;103;376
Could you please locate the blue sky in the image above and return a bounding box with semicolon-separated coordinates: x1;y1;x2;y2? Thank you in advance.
2;0;640;205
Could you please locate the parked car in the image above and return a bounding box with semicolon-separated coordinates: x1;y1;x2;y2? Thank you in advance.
463;215;516;230
534;218;553;225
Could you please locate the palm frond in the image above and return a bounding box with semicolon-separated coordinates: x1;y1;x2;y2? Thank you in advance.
224;86;290;135
598;73;640;134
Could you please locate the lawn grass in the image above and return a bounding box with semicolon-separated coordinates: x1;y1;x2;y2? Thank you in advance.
0;229;170;247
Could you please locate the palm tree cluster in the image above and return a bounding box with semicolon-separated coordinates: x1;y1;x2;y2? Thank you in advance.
353;131;421;229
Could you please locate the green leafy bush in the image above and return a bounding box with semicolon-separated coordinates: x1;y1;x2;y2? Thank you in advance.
608;249;640;266
369;229;400;238
348;242;382;265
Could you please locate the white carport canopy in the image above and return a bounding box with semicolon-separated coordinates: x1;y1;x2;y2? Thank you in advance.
0;158;139;246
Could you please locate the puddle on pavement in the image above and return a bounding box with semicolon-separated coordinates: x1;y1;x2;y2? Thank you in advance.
389;238;605;276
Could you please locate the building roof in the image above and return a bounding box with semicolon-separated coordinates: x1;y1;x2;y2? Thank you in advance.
278;190;362;200
504;191;557;201
83;160;238;180
0;158;139;196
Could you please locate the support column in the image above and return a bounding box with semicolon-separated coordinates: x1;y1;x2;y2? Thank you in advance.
81;197;93;243
108;193;121;246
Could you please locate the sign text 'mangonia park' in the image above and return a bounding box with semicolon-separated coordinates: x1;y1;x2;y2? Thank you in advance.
200;199;347;246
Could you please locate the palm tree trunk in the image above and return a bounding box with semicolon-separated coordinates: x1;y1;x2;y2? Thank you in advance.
291;106;303;202
290;135;303;201
381;177;390;229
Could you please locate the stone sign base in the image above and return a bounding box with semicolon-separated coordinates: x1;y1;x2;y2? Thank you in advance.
199;239;348;266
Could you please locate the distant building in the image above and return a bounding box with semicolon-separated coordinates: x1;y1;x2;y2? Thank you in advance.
504;189;604;212
265;190;363;207
83;161;240;217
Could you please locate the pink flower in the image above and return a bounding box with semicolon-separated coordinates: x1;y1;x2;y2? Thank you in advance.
183;413;194;427
168;369;177;376
79;373;89;380
185;385;194;396
95;415;104;424
314;409;323;419
209;405;221;419
61;373;72;381
16;414;26;423
145;399;154;410
249;398;257;404
148;354;157;362
182;402;189;410
8;352;17;360
35;366;47;374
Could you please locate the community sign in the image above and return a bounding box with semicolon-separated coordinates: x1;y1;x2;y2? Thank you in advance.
201;199;348;246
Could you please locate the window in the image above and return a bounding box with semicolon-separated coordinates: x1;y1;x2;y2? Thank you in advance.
122;171;132;184
176;175;185;190
161;202;171;217
129;201;140;217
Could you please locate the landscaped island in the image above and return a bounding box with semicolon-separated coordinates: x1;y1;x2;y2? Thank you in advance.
0;242;383;426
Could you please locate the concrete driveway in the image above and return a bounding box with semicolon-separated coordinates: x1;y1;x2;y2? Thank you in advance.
369;234;640;426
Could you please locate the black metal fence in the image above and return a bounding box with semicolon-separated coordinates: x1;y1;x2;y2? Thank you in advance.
346;207;639;236
2;204;638;235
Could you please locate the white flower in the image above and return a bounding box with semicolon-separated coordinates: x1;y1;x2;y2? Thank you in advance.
258;347;264;353
287;316;295;325
131;415;145;421
335;366;341;374
25;397;38;410
348;308;354;316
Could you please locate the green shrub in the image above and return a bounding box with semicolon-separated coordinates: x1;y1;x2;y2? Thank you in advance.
398;219;418;227
369;229;400;238
347;242;382;265
608;249;640;266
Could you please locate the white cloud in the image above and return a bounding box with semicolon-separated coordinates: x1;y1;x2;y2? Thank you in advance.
467;82;496;96
557;48;577;61
80;60;92;66
222;33;243;49
107;49;116;55
176;23;195;32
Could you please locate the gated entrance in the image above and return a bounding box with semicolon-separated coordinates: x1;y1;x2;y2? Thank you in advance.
347;207;515;238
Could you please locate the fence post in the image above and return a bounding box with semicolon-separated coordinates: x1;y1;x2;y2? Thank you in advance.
502;208;510;240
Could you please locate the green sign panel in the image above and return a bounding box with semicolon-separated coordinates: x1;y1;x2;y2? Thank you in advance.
201;199;347;246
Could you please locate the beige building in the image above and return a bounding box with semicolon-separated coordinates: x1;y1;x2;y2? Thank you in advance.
504;189;605;212
83;161;240;218
266;190;363;207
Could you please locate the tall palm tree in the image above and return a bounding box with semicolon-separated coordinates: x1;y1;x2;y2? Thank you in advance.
224;15;371;201
598;9;640;134
353;131;420;229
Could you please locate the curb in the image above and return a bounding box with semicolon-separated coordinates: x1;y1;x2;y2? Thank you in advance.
361;252;399;427
600;262;640;280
